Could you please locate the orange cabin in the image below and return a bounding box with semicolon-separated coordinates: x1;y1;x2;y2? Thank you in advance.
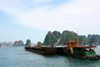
63;41;78;51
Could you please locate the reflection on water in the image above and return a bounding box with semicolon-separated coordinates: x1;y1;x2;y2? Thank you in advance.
0;46;100;67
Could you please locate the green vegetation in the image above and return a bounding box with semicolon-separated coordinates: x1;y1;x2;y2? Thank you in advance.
37;41;44;45
89;38;97;45
39;30;78;45
43;31;61;45
58;30;77;45
88;34;100;44
79;34;100;45
25;39;31;47
13;40;24;46
37;30;100;45
79;35;90;45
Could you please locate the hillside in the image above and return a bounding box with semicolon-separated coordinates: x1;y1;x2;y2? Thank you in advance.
87;34;100;44
58;30;77;45
25;39;31;47
37;30;100;45
0;42;13;45
43;31;61;45
13;40;24;46
38;30;78;45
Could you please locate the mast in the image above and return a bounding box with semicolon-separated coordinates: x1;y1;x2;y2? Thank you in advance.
76;31;80;45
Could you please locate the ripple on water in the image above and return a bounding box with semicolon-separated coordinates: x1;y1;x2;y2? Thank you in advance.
0;46;100;67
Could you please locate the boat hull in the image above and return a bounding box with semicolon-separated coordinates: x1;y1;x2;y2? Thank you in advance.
88;55;100;60
25;47;63;55
72;54;100;60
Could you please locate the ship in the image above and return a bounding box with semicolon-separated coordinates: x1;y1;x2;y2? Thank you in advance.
63;41;100;60
25;32;100;60
25;45;66;55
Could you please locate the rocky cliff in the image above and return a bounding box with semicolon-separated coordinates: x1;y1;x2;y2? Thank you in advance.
87;34;100;44
38;30;100;45
25;39;31;47
13;40;24;46
42;30;77;45
43;31;61;45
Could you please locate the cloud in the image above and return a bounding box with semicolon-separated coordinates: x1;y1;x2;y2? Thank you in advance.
0;0;100;35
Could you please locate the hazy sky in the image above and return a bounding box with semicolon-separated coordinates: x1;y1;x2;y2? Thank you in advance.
0;0;100;43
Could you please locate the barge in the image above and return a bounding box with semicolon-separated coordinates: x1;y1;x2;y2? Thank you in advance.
25;39;100;60
25;45;66;55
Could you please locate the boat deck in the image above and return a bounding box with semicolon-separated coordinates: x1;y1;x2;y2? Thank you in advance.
25;45;67;55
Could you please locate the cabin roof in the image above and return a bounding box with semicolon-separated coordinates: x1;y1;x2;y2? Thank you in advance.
73;46;97;49
63;41;77;44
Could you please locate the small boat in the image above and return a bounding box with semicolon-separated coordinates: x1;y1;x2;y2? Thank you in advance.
63;41;100;60
73;46;100;60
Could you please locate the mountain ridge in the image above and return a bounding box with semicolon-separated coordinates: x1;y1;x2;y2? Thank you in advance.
37;30;100;45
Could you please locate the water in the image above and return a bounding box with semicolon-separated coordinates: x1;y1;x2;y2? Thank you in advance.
0;46;100;67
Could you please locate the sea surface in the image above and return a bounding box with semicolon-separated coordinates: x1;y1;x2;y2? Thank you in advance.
0;46;100;67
